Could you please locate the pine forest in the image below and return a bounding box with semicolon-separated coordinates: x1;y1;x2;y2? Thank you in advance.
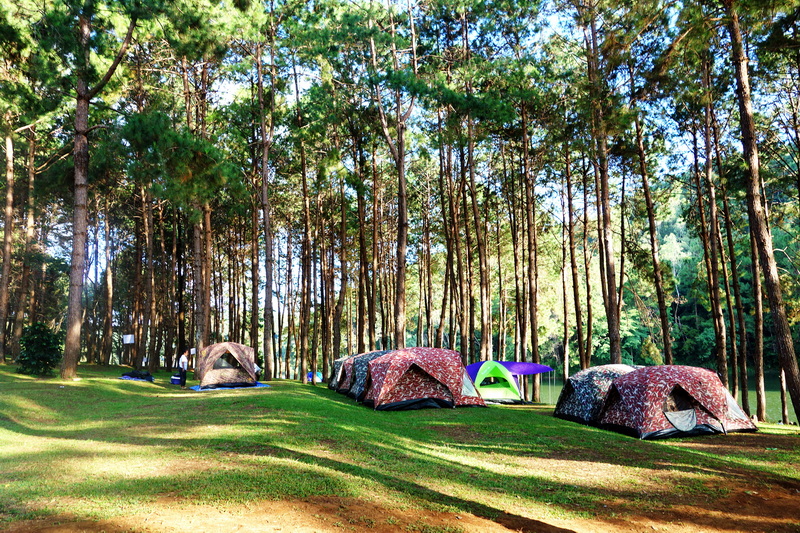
1;0;800;422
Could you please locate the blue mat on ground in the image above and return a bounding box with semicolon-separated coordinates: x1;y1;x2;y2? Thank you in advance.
119;375;154;382
189;382;271;392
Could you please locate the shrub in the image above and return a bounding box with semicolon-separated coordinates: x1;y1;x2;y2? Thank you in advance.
17;323;63;376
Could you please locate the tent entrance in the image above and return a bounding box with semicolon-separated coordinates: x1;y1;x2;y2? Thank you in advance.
662;385;715;433
377;364;455;410
213;352;243;370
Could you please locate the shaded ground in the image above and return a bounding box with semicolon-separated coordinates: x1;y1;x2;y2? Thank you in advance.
4;432;799;533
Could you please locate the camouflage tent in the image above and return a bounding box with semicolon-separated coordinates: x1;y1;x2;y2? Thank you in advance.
554;364;638;425
347;350;391;401
364;348;485;411
337;356;358;394
598;365;757;439
195;342;258;390
328;354;357;390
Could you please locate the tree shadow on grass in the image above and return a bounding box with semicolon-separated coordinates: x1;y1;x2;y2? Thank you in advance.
2;378;800;532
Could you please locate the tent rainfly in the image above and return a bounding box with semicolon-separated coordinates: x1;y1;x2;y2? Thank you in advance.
194;342;259;390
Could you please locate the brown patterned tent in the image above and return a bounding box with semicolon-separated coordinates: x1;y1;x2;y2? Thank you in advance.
598;365;757;439
195;342;258;389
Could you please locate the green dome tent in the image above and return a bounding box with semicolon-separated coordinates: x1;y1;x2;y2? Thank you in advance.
466;361;553;403
469;361;521;401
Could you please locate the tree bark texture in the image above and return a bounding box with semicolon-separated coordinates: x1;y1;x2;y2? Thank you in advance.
725;0;800;418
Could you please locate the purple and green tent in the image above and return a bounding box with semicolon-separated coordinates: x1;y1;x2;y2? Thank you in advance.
466;360;552;403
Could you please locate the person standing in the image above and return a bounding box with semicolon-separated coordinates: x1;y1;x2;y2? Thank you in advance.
178;350;189;389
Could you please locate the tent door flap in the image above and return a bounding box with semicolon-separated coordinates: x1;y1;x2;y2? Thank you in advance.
664;409;697;432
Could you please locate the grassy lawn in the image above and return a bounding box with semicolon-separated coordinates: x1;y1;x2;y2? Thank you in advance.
0;364;798;532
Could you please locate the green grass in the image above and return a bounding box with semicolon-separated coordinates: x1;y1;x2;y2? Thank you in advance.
0;364;798;531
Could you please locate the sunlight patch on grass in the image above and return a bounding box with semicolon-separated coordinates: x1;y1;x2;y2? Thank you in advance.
1;367;798;531
757;423;800;436
0;395;61;425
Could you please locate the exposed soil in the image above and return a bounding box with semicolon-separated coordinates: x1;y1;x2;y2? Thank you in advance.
4;432;799;533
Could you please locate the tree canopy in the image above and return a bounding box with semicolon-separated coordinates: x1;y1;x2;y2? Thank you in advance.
1;0;799;421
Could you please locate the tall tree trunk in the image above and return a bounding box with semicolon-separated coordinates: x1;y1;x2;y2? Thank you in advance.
703;57;728;386
435;110;451;349
333;179;348;360
564;142;586;369
718;220;739;395
497;221;506;361
250;199;259;359
130;214;143;366
750;229;767;421
630;79;672;364
424;180;434;346
522;107;541;399
368;6;417;350
192;216;204;355
461;156;476;363
202;203;212;347
355;137;369;354
0;131;15;363
284;230;294;379
160;204;176;370
61;12;136;379
582;155;593;366
721;184;750;413
467;117;491;361
460;14;491;362
137;187;154;370
503;143;527;367
725;0;800;418
561;179;570;383
176;212;187;356
100;198;114;364
578;6;620;363
369;146;379;350
691;126;724;380
256;40;276;380
310;224;321;381
293;61;311;383
452;151;468;359
11;128;39;361
318;233;329;384
617;169;626;324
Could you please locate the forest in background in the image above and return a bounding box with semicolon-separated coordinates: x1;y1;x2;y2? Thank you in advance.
1;0;800;421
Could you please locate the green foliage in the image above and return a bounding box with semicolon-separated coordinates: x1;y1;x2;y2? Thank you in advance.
17;323;64;376
640;336;664;366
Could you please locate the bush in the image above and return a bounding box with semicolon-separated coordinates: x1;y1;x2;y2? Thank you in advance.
17;323;63;376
